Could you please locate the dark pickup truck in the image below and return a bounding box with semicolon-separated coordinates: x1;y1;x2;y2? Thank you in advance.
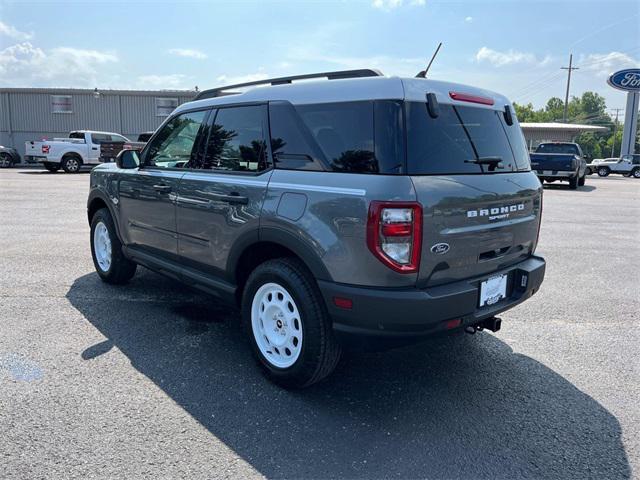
99;132;154;163
530;142;587;189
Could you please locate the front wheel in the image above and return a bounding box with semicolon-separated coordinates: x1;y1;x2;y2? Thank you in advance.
242;258;341;388
633;168;640;179
90;208;137;284
0;153;13;168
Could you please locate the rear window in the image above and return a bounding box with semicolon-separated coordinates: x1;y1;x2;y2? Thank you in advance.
535;143;579;155
269;100;403;174
406;103;530;175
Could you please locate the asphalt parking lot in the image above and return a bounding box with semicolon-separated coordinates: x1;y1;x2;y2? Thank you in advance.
1;169;638;479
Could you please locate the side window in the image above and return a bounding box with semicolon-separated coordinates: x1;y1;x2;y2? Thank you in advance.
110;134;128;143
268;102;325;171
145;110;207;169
91;133;110;144
296;102;377;173
199;105;269;172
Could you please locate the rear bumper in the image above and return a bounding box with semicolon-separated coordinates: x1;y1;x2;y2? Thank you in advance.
318;255;545;346
536;170;575;179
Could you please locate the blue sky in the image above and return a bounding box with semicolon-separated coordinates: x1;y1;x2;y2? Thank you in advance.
1;0;638;117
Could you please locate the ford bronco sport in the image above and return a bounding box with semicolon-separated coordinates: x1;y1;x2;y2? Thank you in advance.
87;69;546;388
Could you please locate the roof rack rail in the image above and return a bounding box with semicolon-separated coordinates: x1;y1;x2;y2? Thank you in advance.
194;69;383;100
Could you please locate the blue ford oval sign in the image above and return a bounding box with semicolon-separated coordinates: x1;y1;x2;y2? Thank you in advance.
607;69;640;91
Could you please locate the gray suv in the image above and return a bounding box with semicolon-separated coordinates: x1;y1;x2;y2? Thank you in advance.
87;69;546;387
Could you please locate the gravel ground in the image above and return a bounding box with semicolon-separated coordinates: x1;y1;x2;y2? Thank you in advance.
0;169;638;479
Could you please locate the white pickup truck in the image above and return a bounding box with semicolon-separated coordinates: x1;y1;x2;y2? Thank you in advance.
25;130;130;173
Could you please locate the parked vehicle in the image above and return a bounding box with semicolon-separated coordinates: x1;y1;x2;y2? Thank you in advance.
87;69;546;387
529;142;587;189
0;145;20;168
99;132;154;163
25;131;130;173
591;154;640;178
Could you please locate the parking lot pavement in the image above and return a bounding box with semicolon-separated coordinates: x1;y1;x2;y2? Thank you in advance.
0;169;638;479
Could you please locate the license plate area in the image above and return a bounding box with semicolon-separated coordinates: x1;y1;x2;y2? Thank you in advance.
479;274;508;307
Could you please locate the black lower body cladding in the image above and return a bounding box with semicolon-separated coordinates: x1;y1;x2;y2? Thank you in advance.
318;255;545;348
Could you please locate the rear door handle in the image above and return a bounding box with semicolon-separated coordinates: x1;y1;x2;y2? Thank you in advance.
153;184;172;193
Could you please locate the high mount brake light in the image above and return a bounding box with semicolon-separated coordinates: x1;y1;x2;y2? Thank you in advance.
367;201;422;273
449;91;495;106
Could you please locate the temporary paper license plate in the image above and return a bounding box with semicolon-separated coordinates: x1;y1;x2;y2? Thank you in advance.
479;274;507;307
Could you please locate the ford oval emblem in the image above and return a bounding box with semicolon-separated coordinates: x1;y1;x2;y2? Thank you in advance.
431;243;450;255
607;69;640;92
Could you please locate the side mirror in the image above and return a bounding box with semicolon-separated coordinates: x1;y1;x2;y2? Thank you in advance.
116;149;139;169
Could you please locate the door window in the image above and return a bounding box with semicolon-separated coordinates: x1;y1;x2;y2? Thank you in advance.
145;110;207;169
197;105;269;172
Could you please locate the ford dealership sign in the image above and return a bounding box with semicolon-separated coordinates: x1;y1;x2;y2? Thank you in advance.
607;69;640;91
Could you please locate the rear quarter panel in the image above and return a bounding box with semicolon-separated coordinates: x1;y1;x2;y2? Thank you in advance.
262;170;418;287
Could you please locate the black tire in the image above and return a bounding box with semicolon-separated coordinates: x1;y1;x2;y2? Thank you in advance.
44;162;60;173
632;168;640;179
90;208;137;284
0;153;13;168
578;173;586;186
241;257;341;388
569;175;579;189
62;155;82;173
597;167;610;177
585;167;592;175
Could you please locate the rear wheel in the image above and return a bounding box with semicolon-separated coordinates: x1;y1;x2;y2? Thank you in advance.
585;167;592;175
90;208;137;284
633;168;640;179
62;155;82;173
597;167;610;177
578;173;586;186
569;175;579;189
241;258;341;388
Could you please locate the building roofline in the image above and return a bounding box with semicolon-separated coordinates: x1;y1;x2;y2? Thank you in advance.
520;122;608;131
0;87;196;97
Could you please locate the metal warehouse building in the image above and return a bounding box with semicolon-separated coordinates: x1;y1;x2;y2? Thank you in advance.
0;88;196;159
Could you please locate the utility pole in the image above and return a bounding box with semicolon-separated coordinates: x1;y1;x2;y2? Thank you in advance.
610;108;623;157
561;54;579;122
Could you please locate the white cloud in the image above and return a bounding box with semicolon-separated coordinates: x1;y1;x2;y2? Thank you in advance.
0;21;32;41
579;51;638;77
475;47;551;67
136;74;191;89
465;16;473;23
372;0;424;10
0;42;118;87
167;48;207;60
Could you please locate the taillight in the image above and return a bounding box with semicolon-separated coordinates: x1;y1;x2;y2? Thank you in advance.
42;145;50;154
534;193;543;252
367;201;422;273
123;144;132;150
449;91;495;106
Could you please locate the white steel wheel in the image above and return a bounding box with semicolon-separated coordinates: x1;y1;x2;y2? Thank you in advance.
93;221;112;272
251;282;303;369
634;169;640;178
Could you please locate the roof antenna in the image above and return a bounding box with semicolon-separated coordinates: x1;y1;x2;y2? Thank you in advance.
416;42;442;78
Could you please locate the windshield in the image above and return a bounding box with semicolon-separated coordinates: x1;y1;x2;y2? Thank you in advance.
406;103;530;175
536;143;579;155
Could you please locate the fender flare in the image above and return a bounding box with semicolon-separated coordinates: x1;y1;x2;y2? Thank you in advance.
226;226;332;283
87;188;124;243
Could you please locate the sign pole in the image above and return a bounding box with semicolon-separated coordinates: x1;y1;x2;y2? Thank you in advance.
620;91;639;156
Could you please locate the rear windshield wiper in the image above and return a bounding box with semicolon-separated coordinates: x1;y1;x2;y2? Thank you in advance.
465;156;504;171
